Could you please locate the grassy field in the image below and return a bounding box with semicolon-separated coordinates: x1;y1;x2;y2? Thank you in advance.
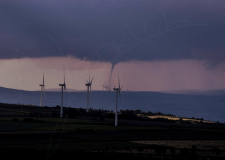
1;141;148;152
0;117;108;123
133;140;225;150
130;140;225;158
1;103;225;159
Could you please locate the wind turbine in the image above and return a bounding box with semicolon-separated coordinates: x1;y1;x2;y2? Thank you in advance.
59;70;66;118
103;84;110;91
85;74;94;112
102;84;108;91
113;73;122;126
39;73;46;107
102;85;106;91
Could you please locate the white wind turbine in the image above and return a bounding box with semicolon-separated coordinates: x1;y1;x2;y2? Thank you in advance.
85;74;94;112
113;73;122;126
102;85;106;91
103;84;110;91
39;73;46;107
102;84;108;91
59;71;66;118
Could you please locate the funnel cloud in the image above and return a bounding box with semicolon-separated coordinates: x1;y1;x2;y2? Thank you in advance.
0;1;225;66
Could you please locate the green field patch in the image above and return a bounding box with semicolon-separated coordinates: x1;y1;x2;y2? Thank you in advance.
31;117;109;124
0;108;30;114
1;141;149;152
25;123;166;132
0;111;24;116
184;128;225;134
132;140;225;150
0;117;109;124
0;121;52;131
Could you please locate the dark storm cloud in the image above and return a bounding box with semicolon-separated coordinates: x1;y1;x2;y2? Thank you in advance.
0;0;225;67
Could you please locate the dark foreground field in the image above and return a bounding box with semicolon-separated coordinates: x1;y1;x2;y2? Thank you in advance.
0;103;225;159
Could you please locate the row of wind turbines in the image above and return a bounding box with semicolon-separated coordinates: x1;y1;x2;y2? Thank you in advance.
39;72;122;126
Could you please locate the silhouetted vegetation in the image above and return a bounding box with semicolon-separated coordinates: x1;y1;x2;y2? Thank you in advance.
12;118;19;121
137;147;144;153
0;147;210;159
0;103;211;125
67;108;80;118
155;146;167;155
23;118;45;122
211;147;221;157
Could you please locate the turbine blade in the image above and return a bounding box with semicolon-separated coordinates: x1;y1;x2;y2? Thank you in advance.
64;72;65;85
118;73;120;89
91;76;94;83
120;93;121;104
43;73;44;85
89;72;90;82
64;85;67;92
44;87;46;98
90;86;92;97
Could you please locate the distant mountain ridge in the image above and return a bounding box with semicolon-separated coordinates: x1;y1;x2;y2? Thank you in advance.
44;88;83;92
0;86;27;92
162;89;225;95
1;86;225;95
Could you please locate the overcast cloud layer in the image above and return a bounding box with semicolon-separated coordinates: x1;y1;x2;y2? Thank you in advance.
0;0;225;68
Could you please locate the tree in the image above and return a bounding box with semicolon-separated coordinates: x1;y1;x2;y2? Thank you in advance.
178;148;198;159
211;147;221;157
154;148;161;155
68;108;79;118
137;147;144;154
191;145;198;155
112;146;117;150
124;146;130;153
160;147;166;155
170;148;176;156
105;146;109;152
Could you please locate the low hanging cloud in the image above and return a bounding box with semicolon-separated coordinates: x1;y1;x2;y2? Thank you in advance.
1;57;225;91
0;0;225;69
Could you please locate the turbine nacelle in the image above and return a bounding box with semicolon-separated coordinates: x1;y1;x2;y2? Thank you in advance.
85;74;94;112
86;76;94;86
85;75;94;91
113;87;121;91
59;83;66;92
85;83;91;86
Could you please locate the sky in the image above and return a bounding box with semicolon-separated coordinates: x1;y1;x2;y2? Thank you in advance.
1;0;225;91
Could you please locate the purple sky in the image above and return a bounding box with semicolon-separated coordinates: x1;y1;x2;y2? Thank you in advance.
0;0;225;91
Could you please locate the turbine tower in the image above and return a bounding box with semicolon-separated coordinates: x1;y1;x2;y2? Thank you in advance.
59;71;66;118
113;73;122;126
85;74;94;112
39;73;46;107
